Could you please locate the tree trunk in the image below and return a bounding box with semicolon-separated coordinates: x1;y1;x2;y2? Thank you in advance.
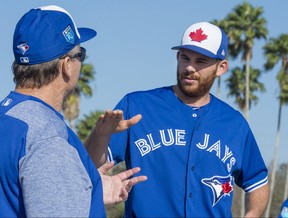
243;52;251;120
240;52;252;217
264;101;282;217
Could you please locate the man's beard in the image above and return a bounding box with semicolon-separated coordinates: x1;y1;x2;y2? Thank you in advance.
177;70;216;98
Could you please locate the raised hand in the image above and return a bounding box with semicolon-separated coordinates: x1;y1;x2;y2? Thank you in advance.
98;161;147;205
95;110;142;136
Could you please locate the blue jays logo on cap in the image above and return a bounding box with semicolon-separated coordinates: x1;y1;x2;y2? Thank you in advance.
17;43;29;55
63;26;75;44
201;175;233;206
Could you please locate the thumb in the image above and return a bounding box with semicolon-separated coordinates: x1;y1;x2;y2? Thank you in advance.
98;161;115;175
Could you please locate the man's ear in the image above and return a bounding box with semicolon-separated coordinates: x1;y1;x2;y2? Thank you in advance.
61;57;72;82
216;60;229;77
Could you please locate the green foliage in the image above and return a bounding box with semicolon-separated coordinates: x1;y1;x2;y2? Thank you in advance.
225;1;267;61
263;34;288;105
76;110;104;141
78;63;95;97
226;65;265;110
231;5;264;57
105;202;124;218
263;34;288;216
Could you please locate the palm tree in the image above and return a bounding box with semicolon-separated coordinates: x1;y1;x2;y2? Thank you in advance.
263;33;288;217
224;4;267;216
226;64;265;217
225;2;267;120
62;62;95;130
226;65;265;110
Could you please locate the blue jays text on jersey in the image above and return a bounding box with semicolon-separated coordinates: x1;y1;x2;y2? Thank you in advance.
134;129;236;173
107;86;268;218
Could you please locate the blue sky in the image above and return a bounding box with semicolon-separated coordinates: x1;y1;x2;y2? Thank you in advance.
1;0;287;165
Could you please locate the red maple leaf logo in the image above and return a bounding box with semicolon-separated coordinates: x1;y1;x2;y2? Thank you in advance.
222;181;232;194
189;28;207;43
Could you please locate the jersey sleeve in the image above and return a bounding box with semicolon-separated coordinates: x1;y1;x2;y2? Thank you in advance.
19;136;92;217
236;128;268;193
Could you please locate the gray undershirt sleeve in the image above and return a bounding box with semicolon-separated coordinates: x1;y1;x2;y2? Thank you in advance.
19;137;92;217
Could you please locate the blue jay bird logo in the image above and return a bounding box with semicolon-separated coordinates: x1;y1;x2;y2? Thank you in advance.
17;43;29;55
201;175;233;206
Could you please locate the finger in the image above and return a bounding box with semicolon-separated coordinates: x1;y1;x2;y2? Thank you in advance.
120;175;148;203
115;114;142;132
103;110;112;122
122;175;147;195
116;167;141;181
94;114;105;134
95;114;105;125
127;114;142;127
111;110;123;121
112;109;123;117
116;110;123;117
98;161;115;174
119;188;129;202
127;175;148;187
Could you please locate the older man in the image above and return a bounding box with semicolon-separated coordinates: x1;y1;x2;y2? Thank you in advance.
0;5;146;217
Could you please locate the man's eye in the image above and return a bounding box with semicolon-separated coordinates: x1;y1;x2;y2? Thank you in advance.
181;56;189;60
196;59;208;64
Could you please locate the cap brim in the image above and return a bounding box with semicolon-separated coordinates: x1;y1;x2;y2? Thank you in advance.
171;45;220;60
78;28;97;43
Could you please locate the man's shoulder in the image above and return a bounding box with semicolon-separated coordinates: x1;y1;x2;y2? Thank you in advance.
125;86;172;98
6;100;67;140
211;95;242;115
209;95;247;125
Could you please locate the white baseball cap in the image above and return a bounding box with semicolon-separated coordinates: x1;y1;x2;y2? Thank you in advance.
172;22;228;60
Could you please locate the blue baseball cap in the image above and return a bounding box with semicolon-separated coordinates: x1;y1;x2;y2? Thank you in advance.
13;5;97;65
172;22;228;60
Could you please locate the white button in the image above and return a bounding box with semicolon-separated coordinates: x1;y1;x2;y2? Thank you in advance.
192;113;197;118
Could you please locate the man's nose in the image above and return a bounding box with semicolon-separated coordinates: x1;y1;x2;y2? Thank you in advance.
186;64;196;72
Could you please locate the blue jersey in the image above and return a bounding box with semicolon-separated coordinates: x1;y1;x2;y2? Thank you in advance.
0;92;105;217
108;86;268;217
